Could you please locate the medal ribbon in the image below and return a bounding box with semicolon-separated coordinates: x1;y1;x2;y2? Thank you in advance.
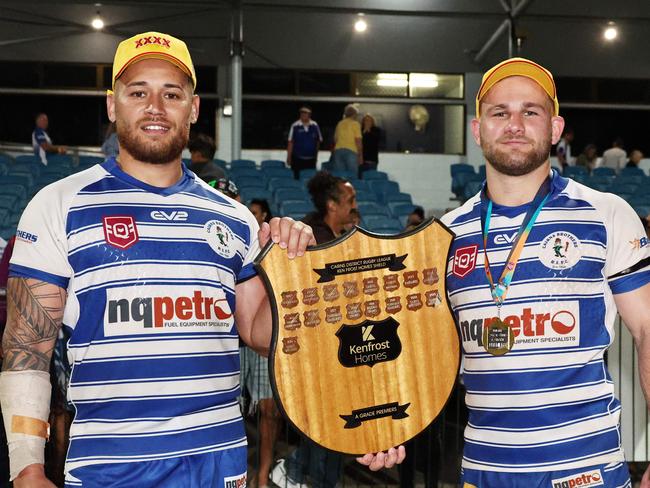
480;178;551;307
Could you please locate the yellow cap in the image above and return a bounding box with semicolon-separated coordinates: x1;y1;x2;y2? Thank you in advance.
111;31;196;90
476;57;559;117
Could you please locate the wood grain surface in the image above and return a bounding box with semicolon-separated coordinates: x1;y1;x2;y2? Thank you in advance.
257;220;459;454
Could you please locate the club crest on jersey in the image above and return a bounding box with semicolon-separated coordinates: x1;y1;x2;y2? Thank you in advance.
539;231;581;270
452;245;478;278
103;215;139;250
204;220;236;258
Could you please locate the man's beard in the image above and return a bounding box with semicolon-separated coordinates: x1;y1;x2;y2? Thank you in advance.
481;132;552;177
116;118;188;165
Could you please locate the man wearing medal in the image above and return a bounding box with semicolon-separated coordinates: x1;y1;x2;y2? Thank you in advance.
442;58;650;487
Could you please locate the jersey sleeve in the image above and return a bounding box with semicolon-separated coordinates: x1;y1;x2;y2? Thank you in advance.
603;195;650;294
237;206;261;283
9;187;72;289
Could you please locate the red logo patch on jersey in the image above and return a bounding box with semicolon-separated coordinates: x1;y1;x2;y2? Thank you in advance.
103;215;139;250
452;244;478;278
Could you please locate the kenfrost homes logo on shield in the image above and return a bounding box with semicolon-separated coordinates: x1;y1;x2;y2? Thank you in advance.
551;469;604;488
458;300;580;353
104;285;233;336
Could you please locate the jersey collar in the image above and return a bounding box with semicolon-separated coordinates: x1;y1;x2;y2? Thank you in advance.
102;157;194;196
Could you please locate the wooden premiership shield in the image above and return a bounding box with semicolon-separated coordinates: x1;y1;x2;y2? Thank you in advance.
255;218;459;454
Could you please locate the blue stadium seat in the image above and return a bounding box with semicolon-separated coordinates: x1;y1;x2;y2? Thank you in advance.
229;168;260;180
0;227;15;240
563;166;589;179
280;201;315;216
478;164;486;178
358;202;390;217
240;188;272;202
633;205;650;218
592;167;616;177
299;169;317;182
610;182;639;196
268;178;303;193
0;184;27;200
354;189;377;203
450;162;475;178
620;166;646;178
463;180;484;200
230;159;257;169
351;180;371;192
369;180;400;201
261;159;286;169
0;162;7;176
3;174;33;188
584;175;613;190
363;216;403;234
235;176;266;189
15;155;41;165
0;195;18;211
361;170;389;181
451;164;478;197
213;159;228;169
628;194;650;207
331;170;357;181
79;156;105;166
274;188;308;203
0;208;10;227
385;192;412;205
262;167;293;180
389;203;416;219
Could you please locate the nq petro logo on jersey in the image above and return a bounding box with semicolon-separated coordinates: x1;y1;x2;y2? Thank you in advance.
458;301;580;352
104;285;233;337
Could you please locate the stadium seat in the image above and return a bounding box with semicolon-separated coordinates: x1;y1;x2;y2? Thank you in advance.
592;167;616;177
351;180;371;192
363;216;403;234
361;170;389;181
563;166;589;178
299;169;317;182
79;156;105;166
0;195;18;211
354;189;377;203
357;202;390;217
274;188;308;203
620;166;646;178
0;162;7;176
389;203;417;219
15;155;41;165
3;174;33;188
584;175;613;190
230;159;256;169
240;188;272;202
450;164;477;197
331;170;356;181
0;227;15;240
450;162;475;178
369;180;400;201
610;182;639;196
385;192;412;205
235;176;266;189
632;205;650;218
0;184;27;200
268;178;303;194
262;167;293;179
463;180;484;201
229;168;260;180
261;159;286;169
280;201;315;217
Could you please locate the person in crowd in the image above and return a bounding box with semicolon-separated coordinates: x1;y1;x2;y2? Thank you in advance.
32;113;67;165
271;171;358;488
405;206;425;231
601;137;627;173
343;207;361;233
555;127;574;168
360;113;381;176
332;104;362;173
575;143;598;171
101;122;119;158
626;149;644;168
249;199;272;226
188;133;226;183
1;30;316;487
442;57;650;487
287;107;322;179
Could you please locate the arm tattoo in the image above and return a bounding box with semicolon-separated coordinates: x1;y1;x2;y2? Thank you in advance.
2;277;66;372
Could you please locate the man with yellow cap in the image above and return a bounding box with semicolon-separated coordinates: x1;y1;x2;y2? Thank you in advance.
441;58;650;487
0;31;318;487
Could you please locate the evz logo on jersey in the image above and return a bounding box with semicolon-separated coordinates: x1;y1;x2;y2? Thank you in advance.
494;233;516;244
103;215;139;250
551;469;604;487
150;210;188;221
452;245;478;278
458;301;580;352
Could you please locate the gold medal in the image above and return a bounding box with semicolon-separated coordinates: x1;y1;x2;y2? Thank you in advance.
482;318;514;356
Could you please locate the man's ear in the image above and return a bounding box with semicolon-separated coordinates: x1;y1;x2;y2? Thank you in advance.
106;91;116;123
470;118;481;146
190;94;200;124
550;115;565;145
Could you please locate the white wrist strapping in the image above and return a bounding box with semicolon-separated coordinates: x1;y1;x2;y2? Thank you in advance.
0;370;52;480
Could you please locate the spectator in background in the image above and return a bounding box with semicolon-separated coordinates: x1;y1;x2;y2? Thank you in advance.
32;113;67;165
405;206;425;231
626;149;644;168
271;171;357;488
556;127;574;168
343;208;361;233
287;106;322;179
601;137;627;173
210;177;241;202
188;133;225;183
332;104;362;173
101;122;119;158
575;143;598;172
360;113;381;176
249;199;272;225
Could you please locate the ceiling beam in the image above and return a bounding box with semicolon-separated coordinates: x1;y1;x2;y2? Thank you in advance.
473;0;533;63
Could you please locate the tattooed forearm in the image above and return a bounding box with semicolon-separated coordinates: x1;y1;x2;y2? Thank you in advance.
2;277;66;372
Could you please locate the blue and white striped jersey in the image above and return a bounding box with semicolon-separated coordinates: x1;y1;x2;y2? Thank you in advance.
10;158;260;472
441;169;650;473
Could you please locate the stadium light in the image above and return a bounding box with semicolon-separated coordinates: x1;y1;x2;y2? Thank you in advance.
354;14;367;33
603;22;617;41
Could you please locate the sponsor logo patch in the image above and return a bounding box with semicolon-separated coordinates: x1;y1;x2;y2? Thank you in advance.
539;231;581;270
150;210;188;221
104;285;233;336
16;229;38;244
103;215;139;250
494;232;517;245
458;301;580;353
452;245;478;278
630;236;648;250
551;468;604;488
224;471;247;488
204;220;236;258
